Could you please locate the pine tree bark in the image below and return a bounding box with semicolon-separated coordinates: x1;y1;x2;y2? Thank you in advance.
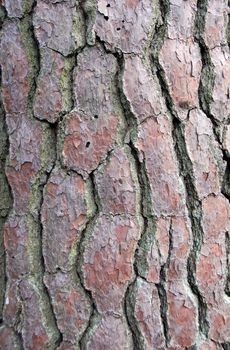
0;0;230;349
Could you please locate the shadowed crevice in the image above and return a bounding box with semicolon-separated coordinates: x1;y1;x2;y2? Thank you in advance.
77;172;101;348
156;219;173;346
0;63;13;326
195;0;230;302
91;37;155;347
172;118;209;337
222;342;230;350
115;56;152;349
150;0;209;338
225;232;230;297
195;0;215;124
38;134;63;347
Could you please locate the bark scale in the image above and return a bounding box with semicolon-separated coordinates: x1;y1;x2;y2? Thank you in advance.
0;0;230;349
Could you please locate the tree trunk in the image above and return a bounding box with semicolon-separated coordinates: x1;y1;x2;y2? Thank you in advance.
0;0;230;349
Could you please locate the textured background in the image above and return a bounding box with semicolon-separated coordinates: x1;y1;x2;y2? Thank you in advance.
0;0;230;349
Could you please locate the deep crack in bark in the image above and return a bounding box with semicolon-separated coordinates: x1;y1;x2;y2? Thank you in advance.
39;131;63;347
77;172;100;348
118;62;148;350
156;219;173;346
0;49;13;331
195;0;230;306
225;232;230;297
1;0;230;347
151;0;209;339
172;117;209;337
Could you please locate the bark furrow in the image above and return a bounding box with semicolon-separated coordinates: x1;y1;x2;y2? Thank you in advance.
0;0;230;349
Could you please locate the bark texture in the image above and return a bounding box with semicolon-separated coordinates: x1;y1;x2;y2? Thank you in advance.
0;0;230;349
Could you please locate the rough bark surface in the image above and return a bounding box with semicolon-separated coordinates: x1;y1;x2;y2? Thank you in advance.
0;0;230;349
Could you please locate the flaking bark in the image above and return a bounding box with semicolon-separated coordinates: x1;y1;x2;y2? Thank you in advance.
0;1;230;349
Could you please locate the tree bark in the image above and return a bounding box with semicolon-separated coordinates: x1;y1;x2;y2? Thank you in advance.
0;0;230;349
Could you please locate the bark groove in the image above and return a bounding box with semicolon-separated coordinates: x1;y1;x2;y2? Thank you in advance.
0;0;230;349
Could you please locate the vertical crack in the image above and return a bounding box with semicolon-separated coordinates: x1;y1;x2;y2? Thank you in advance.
172;118;209;337
38;124;62;347
195;0;229;164
96;31;172;347
80;0;97;46
117;56;148;349
3;0;229;346
156;260;169;346
28;0;40;110
0;9;23;349
222;158;230;298
0;4;6;28
150;0;209;338
124;283;142;350
156;219;173;346
1;0;94;347
195;0;215;125
228;0;230;49
77;172;100;347
152;0;178;121
36;46;92;349
112;50;164;349
195;0;230;304
90;37;142;344
0;65;13;323
0;5;10;324
0;9;22;348
19;1;40;117
124;141;152;350
15;3;62;344
67;54;76;115
225;232;230;297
